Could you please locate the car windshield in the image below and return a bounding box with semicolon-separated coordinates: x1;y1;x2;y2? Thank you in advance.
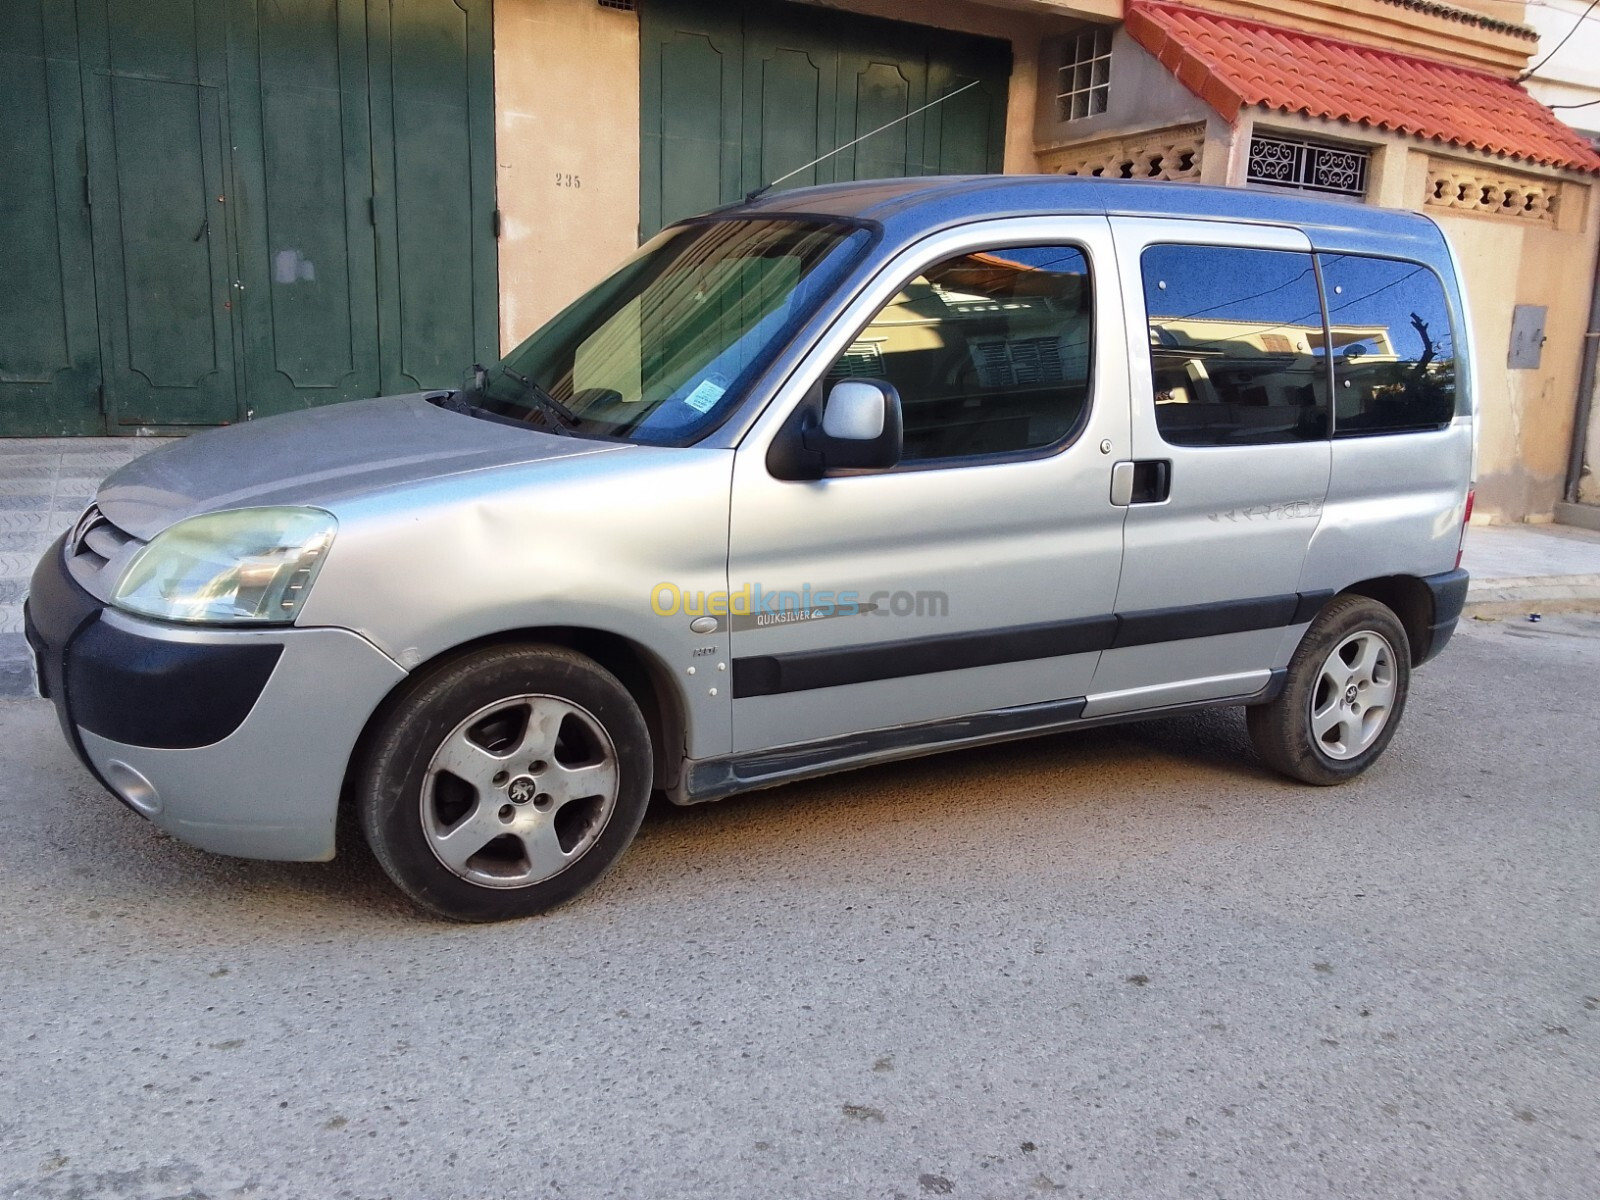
462;218;871;444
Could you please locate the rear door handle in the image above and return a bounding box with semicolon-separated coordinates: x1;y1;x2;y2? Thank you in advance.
1110;459;1171;506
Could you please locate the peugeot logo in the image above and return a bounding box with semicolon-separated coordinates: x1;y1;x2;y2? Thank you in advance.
507;776;538;803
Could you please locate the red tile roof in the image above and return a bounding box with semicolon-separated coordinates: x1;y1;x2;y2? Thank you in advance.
1125;1;1600;174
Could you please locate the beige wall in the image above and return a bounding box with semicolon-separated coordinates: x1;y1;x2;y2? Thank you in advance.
1432;187;1596;521
494;0;641;352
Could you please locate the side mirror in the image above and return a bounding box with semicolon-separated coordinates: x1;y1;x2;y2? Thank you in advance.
801;380;903;474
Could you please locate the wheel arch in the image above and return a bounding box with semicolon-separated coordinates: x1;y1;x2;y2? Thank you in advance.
1337;575;1435;666
340;626;689;826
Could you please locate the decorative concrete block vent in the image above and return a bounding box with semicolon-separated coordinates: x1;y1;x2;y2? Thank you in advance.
1425;161;1560;222
1039;124;1205;182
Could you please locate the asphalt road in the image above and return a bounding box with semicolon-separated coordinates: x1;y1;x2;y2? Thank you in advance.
2;613;1597;1200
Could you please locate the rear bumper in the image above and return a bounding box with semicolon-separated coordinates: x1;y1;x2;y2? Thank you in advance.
1419;567;1470;665
27;535;406;861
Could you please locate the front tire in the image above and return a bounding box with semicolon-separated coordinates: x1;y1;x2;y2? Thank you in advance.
1247;595;1411;785
357;645;652;921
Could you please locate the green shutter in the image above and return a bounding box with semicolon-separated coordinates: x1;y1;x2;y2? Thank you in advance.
0;0;103;434
641;0;1011;238
79;0;242;426
924;28;1010;176
641;4;745;236
3;0;498;434
225;0;382;419
370;0;499;394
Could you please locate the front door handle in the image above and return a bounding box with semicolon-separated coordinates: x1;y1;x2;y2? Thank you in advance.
1110;459;1171;506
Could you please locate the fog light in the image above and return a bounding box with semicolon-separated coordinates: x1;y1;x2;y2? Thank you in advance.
104;759;161;816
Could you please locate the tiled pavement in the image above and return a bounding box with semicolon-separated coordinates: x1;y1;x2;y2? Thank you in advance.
0;438;173;693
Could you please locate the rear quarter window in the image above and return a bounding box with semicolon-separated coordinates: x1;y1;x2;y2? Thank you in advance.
1317;254;1458;437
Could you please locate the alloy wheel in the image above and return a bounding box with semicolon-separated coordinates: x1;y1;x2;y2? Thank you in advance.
420;694;620;888
1309;630;1397;760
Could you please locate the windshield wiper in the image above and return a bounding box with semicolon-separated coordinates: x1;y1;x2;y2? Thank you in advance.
478;362;579;433
430;388;544;433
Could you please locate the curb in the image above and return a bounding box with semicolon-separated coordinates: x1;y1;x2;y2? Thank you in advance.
1464;573;1600;618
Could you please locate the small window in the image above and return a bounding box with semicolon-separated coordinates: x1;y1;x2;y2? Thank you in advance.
1141;245;1330;446
1320;254;1457;436
829;245;1093;463
1247;134;1370;199
1056;27;1111;122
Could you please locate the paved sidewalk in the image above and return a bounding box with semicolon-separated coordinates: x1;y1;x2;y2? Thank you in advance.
1459;520;1600;615
0;439;171;693
1;435;1598;693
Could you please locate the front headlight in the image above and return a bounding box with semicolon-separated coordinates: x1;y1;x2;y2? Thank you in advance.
112;507;337;624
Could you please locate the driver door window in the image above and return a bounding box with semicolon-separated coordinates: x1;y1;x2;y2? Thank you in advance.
827;245;1094;463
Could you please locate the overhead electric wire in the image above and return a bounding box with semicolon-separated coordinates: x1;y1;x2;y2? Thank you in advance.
1519;0;1600;79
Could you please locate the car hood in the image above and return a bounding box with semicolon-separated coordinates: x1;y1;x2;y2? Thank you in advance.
94;394;626;540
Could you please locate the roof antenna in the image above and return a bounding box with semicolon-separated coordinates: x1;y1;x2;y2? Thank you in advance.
744;78;982;204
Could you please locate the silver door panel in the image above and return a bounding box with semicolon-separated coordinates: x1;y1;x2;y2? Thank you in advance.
1299;420;1473;592
1092;217;1332;704
728;216;1130;752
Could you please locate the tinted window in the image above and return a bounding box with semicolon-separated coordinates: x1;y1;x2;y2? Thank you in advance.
1141;245;1330;446
828;245;1093;462
1319;254;1457;436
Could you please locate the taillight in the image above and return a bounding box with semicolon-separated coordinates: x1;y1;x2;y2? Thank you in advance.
1455;486;1475;569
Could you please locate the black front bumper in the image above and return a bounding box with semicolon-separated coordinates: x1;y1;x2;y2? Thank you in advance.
26;535;283;756
25;534;106;752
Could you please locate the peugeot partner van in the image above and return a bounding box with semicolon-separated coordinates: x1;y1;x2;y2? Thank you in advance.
28;177;1474;921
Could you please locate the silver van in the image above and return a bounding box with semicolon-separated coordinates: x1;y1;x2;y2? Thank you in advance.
29;178;1475;921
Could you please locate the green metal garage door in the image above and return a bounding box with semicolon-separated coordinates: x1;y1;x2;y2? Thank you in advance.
640;0;1011;237
0;0;497;435
0;1;103;434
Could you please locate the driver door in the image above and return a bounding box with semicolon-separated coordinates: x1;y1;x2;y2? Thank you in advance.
726;217;1130;753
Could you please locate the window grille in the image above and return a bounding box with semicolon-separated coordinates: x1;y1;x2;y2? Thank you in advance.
1247;134;1369;198
1056;27;1111;122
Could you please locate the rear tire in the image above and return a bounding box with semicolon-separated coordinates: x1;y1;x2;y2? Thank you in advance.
357;644;652;921
1247;595;1411;786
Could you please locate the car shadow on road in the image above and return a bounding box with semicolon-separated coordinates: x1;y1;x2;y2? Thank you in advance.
12;699;1281;926
633;704;1280;856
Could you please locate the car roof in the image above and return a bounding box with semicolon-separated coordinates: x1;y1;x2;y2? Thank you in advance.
728;174;1446;260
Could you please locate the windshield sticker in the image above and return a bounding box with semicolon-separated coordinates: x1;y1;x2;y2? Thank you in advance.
682;378;726;414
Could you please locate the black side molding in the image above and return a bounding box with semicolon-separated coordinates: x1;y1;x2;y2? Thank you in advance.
732;614;1115;699
1112;593;1300;649
734;591;1333;699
